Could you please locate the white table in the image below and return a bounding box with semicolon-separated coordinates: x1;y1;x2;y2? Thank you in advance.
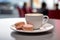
0;18;59;40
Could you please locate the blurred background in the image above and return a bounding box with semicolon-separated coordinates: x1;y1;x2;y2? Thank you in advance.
0;0;60;18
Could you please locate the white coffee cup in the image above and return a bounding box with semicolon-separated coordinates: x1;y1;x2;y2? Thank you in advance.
25;13;49;29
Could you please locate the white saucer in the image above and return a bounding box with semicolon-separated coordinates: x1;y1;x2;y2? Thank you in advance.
10;23;54;33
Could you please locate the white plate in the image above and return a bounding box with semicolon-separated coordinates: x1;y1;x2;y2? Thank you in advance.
10;23;54;33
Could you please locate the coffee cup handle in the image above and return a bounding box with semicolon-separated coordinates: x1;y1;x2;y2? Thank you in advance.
42;15;49;25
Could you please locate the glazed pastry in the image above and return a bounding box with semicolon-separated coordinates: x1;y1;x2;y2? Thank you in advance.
15;22;25;30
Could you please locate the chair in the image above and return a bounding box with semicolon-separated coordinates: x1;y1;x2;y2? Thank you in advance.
48;10;60;19
17;6;33;17
16;6;25;17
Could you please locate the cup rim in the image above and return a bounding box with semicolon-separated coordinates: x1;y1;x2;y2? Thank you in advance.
25;13;43;16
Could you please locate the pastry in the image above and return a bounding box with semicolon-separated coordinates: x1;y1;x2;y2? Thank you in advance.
15;22;25;30
22;24;33;31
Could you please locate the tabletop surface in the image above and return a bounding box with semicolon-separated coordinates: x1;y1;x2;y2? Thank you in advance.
0;18;60;40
